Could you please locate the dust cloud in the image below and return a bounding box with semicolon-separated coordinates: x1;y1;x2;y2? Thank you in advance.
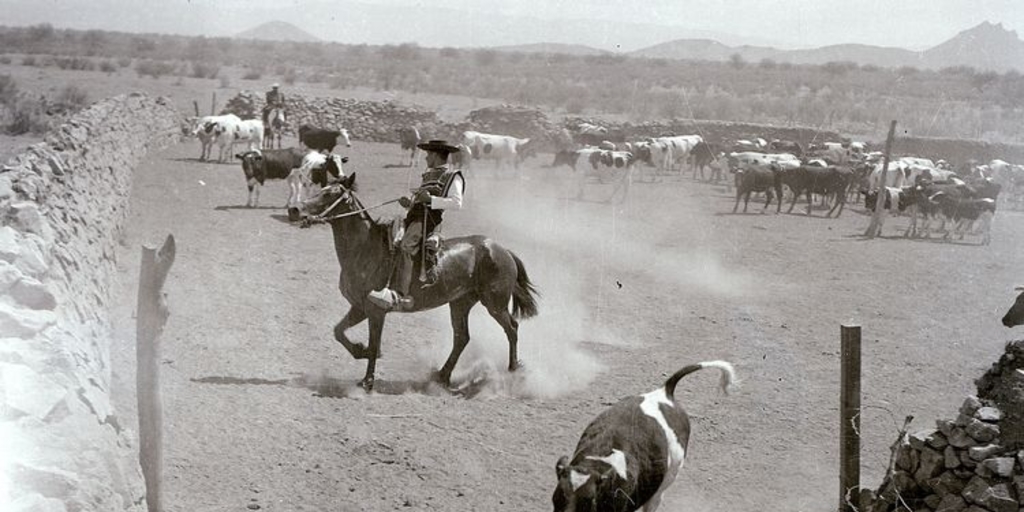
408;164;754;399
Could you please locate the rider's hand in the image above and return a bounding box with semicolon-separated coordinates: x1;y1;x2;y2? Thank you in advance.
413;190;432;204
398;196;412;208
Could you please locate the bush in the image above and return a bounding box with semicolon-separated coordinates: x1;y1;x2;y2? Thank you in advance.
21;55;37;67
190;60;220;79
474;49;497;67
0;74;18;106
56;85;88;108
439;47;461;59
0;56;10;65
117;57;132;68
6;100;48;135
99;60;117;73
135;59;176;78
242;69;262;80
283;68;298;85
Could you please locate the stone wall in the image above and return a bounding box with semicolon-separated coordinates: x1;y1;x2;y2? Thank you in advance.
0;93;182;511
220;90;443;143
563;116;844;147
869;340;1024;512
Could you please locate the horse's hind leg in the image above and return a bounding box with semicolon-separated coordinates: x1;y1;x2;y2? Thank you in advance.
483;296;521;372
436;297;476;386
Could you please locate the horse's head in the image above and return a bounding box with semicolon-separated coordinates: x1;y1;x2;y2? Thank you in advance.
289;173;358;223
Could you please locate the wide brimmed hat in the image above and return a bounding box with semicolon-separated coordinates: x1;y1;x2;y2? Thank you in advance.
271;83;280;88
417;139;460;154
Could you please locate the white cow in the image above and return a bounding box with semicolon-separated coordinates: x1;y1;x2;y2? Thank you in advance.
461;131;532;175
644;135;704;174
576;150;634;201
191;114;241;162
212;117;264;163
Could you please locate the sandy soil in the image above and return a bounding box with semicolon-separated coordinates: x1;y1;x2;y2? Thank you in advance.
108;138;1024;512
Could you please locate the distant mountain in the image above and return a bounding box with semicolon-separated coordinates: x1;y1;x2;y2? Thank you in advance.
490;43;610;56
922;22;1024;72
236;21;320;43
630;21;1021;72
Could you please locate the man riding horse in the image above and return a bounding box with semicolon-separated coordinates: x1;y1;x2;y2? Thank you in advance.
262;83;285;126
368;140;465;312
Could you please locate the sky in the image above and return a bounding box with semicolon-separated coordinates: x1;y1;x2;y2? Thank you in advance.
2;0;1022;51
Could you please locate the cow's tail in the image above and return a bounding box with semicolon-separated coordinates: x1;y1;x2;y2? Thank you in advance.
510;251;539;320
664;360;738;400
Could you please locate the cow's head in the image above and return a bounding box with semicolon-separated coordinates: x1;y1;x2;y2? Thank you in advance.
310;154;348;188
340;128;352;148
236;150;264;178
1003;287;1024;327
552;457;615;512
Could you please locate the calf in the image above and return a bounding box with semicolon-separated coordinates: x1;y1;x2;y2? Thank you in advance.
733;167;783;213
929;191;996;244
1002;287;1024;327
192;114;239;161
462;130;532;174
780;165;853;217
235;147;308;207
299;125;351;153
690;141;723;182
552;361;736;512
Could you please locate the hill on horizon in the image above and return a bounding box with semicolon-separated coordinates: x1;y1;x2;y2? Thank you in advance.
236;21;320;43
629;21;1021;72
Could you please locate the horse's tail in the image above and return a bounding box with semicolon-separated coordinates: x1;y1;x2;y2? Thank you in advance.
510;251;539;320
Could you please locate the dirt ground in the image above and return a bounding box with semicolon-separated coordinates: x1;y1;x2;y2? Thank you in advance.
107;138;1023;512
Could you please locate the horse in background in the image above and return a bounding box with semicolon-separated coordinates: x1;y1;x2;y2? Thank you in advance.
264;107;286;149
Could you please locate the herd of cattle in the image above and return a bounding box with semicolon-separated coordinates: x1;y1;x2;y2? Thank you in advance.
187;114;1024;244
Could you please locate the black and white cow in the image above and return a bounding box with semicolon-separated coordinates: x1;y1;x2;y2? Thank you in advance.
235;147;308;207
552;361;737;512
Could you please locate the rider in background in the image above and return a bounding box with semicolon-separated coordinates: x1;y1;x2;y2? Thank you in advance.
262;83;285;126
367;140;465;312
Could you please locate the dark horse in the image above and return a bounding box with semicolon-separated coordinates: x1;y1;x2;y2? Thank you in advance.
291;173;540;392
264;107;286;149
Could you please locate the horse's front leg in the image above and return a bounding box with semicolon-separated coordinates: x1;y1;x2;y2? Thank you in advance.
334;307;369;359
361;313;387;392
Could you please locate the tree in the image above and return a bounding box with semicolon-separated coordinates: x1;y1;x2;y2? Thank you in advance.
729;53;746;69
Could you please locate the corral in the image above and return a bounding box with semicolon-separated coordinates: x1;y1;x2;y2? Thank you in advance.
99;136;1022;511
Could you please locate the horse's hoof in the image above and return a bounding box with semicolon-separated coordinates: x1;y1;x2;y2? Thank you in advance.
360;378;375;393
509;360;525;372
430;370;452;388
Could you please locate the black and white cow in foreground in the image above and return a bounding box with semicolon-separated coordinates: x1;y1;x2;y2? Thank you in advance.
552;361;737;512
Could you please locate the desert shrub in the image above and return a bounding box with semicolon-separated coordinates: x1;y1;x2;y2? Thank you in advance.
135;59;176;78
0;74;18;106
190;60;220;79
439;47;460;59
99;60;117;73
474;49;497;67
6;100;48;135
0;56;11;65
242;68;262;80
283;68;298;85
21;56;37;67
117;57;132;68
759;58;777;70
56;85;88;108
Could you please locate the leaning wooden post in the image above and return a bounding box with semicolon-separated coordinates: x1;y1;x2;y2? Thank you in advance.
840;324;862;512
192;100;199;118
864;120;898;238
210;91;217;116
137;234;176;512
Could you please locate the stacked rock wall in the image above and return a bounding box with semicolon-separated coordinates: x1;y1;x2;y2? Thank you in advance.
871;341;1024;512
0;93;181;511
220;90;443;143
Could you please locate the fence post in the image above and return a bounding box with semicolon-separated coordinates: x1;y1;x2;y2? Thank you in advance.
192;100;199;118
210;91;217;116
137;234;176;512
864;120;898;238
840;324;862;512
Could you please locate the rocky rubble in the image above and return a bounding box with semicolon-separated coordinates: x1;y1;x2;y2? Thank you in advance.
870;340;1024;512
0;93;181;512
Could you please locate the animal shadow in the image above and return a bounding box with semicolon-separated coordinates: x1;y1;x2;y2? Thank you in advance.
191;373;456;398
214;205;282;211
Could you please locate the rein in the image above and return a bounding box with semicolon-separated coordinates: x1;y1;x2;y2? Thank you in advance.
309;188;402;222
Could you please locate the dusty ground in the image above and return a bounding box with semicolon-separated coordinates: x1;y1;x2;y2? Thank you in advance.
106;137;1024;512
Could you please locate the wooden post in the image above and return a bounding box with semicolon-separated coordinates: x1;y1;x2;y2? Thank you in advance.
192;100;199;118
840;324;862;512
210;91;217;116
136;234;176;512
864;120;898;238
